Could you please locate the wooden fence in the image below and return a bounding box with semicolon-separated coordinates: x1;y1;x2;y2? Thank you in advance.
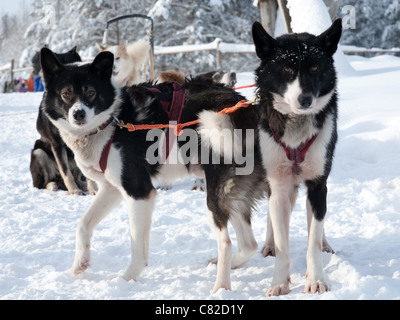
1;41;400;92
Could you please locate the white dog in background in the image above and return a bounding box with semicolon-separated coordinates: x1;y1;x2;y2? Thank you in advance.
97;40;150;86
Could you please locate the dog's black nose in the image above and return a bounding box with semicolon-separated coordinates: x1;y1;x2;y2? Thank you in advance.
73;109;86;122
298;93;313;108
230;72;237;86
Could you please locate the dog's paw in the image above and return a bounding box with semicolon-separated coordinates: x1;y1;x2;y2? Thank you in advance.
304;279;329;294
71;259;90;275
45;182;59;191
211;284;231;295
208;257;218;265
322;242;335;254
191;178;205;191
157;184;172;191
265;283;291;297
69;189;85;196
261;244;275;257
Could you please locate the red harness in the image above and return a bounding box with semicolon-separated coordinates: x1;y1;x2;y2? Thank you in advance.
269;123;318;175
86;116;117;173
98;82;186;172
145;82;185;162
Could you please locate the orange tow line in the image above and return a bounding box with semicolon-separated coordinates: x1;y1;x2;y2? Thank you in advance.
116;97;259;137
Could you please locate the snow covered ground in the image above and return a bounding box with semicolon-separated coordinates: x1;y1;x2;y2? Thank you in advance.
0;54;400;300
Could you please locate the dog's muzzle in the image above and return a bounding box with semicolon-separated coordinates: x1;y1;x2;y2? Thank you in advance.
297;93;314;109
73;109;86;125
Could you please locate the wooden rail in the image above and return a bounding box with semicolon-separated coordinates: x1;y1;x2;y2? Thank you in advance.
2;42;399;92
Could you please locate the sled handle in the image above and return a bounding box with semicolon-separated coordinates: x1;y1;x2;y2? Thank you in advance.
104;14;154;51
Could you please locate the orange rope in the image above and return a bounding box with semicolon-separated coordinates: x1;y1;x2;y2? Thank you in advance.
117;99;256;136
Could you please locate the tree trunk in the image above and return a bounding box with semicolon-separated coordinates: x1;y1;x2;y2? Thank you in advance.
323;0;341;21
258;0;278;36
277;0;292;33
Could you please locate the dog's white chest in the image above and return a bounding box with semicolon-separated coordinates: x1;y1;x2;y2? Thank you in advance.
260;114;334;182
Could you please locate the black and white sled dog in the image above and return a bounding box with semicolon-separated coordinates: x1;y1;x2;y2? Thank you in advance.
30;46;96;195
252;19;342;296
39;47;266;293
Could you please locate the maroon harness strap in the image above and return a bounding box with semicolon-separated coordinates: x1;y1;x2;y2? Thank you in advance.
99;124;117;173
98;83;186;172
145;82;186;162
268;123;319;174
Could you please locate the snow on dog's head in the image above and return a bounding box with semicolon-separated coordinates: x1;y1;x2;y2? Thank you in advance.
252;19;342;115
40;48;121;135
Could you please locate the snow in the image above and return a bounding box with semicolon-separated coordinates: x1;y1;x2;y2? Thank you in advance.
287;0;332;34
1;54;400;300
287;0;355;77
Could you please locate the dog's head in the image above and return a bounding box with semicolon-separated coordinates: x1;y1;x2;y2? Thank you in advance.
97;42;129;79
197;71;237;88
252;19;342;115
40;48;120;135
54;46;82;64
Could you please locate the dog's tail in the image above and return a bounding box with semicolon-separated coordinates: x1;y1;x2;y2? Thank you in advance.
127;39;150;67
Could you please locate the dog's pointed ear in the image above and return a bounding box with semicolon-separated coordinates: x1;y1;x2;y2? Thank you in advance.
252;21;277;59
40;47;63;86
317;18;342;56
96;43;107;51
91;51;114;78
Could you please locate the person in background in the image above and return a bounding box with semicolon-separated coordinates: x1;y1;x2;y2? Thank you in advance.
31;51;44;92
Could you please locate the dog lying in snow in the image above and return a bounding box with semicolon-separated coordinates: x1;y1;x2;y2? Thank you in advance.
30;46;96;195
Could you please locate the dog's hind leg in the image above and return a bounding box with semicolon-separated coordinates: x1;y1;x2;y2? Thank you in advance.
51;144;84;195
304;180;329;294
206;207;232;294
230;210;257;269
71;183;122;275
262;185;298;257
261;213;275;257
122;189;157;281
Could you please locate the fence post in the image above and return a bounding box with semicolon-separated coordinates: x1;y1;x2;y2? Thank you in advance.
216;38;222;70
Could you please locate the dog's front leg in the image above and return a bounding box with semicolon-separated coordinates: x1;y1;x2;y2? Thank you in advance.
123;189;157;281
71;183;122;275
265;180;293;297
304;180;329;294
306;200;335;254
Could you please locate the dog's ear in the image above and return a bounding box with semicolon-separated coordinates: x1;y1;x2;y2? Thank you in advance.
252;21;277;59
122;40;128;52
317;18;342;56
91;51;114;78
40;47;63;85
96;43;107;51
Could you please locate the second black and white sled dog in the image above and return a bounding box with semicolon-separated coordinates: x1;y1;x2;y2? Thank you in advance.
253;19;342;296
39;18;341;296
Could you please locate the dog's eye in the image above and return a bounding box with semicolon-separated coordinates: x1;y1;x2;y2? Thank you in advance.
283;66;294;75
87;90;96;99
61;92;71;100
213;74;222;81
310;65;319;73
115;57;120;61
